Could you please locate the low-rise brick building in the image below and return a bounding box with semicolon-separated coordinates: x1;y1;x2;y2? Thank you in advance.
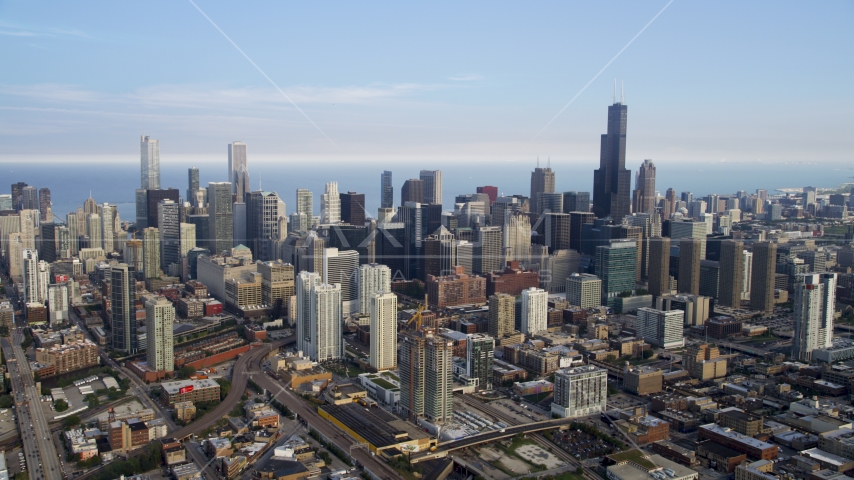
426;267;486;308
160;379;221;406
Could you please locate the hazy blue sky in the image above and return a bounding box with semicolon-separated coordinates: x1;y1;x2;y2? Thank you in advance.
1;1;852;167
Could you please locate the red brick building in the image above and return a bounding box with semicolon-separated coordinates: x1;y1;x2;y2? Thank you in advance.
426;267;486;308
485;262;539;297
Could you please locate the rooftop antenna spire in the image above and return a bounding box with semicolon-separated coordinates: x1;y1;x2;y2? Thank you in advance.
613;79;617;104
621;81;625;104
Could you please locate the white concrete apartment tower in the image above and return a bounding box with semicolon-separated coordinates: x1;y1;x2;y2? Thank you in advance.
140;135;160;190
146;296;175;373
521;287;548;336
321;182;341;224
793;273;837;362
296;271;322;357
311;283;344;362
370;292;397;371
358;263;392;315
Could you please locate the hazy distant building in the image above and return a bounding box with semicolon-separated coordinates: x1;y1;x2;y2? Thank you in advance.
381;171;394;208
563;191;590;214
187;167;200;207
420;170;442;205
140;135;160;190
339;191;366;226
401;179;424;206
228;141;249;202
632;159;656;214
592;100;631;222
158;200;181;273
530;166;556;214
38;187;51;222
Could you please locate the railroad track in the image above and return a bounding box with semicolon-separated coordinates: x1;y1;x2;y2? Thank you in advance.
455;394;602;480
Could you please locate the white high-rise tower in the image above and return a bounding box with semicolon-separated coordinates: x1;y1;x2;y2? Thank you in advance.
146;296;175;373
521;287;548;335
370;292;397;371
228;142;249;201
321;182;341;224
419;170;443;205
358;263;392;315
793;273;837;362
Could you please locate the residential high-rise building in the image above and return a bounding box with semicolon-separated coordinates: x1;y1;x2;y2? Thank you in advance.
187;167;200;206
595;239;637;307
400;202;426;280
87;214;102;251
369;292;397;371
358;263;392;315
488;293;516;339
632;159;656;214
401;179;424;206
321;182;341;224
145;296;175;373
718;240;744;308
592;99;631;222
296;271;322;355
158;200;181;272
551;366;607;418
399;332;426;420
258;260;295;308
742;250;753;301
142;227;161;279
466;333;494;391
246;191;281;260
323;248;359;315
424;333;453;424
135;189;148;229
111;264;138;353
750;242;777;313
648;237;671;297
47;282;69;326
530;166;556;214
228;141;249;202
65;212;79;255
420;170;442;205
38;187;51;222
521;287;548;335
563;191;590;214
637;307;684;349
207;182;233;254
310;283;343;362
474;225;502;275
22;249;39;304
140;135;160;190
381;171;394;208
0;194;11;211
678;237;702;295
793;273;836;361
567;273;602;309
339;191;366;226
101;204;116;253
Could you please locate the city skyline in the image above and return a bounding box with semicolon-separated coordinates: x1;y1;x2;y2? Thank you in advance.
0;2;852;164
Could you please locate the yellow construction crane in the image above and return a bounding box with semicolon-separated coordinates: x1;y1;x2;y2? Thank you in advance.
406;303;426;331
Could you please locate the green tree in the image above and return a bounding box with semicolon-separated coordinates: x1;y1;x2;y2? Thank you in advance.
55;399;69;412
215;378;231;398
177;365;196;379
0;395;13;408
64;414;81;429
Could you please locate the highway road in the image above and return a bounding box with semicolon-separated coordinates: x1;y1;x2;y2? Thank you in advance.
3;332;64;479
